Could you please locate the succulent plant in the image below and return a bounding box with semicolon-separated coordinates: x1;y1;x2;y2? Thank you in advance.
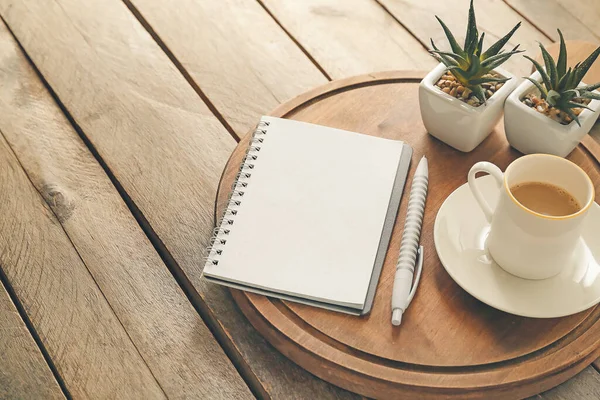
429;0;523;103
524;30;600;126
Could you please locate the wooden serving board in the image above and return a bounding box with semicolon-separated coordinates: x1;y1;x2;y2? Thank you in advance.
216;71;600;399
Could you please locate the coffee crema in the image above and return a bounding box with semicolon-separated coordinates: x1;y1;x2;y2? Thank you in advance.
510;181;581;217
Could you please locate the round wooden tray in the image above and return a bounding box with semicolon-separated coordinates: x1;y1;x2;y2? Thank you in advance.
216;71;600;399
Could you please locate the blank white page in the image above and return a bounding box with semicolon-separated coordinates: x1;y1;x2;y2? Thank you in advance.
203;116;403;308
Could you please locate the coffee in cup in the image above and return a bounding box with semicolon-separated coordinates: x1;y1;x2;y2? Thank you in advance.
510;182;582;217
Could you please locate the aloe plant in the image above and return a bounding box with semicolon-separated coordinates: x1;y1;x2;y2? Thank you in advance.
430;0;523;103
524;29;600;126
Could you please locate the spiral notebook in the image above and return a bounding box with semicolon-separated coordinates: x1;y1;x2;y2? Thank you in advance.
203;116;412;315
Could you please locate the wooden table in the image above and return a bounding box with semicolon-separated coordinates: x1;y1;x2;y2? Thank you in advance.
0;1;599;399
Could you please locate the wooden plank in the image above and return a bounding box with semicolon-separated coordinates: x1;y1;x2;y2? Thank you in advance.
259;0;436;79
0;20;252;399
124;0;327;139
378;0;551;76
0;281;64;399
505;0;599;42
0;124;165;398
0;0;359;398
556;0;600;40
535;366;600;399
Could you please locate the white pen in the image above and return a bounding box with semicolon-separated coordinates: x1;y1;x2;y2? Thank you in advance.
391;156;428;326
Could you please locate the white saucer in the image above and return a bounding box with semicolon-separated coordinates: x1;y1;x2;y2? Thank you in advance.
434;175;600;318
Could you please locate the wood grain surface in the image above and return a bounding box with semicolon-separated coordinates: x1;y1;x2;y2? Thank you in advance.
259;0;436;78
0;281;64;399
0;119;166;398
554;0;600;40
378;0;550;76
123;0;327;138
218;71;600;399
505;0;599;41
1;0;599;399
0;0;358;398
509;0;600;42
0;19;252;399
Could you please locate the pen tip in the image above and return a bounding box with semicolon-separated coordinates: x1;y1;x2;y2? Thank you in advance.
416;156;428;175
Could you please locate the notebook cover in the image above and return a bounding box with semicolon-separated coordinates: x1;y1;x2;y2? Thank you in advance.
205;142;413;316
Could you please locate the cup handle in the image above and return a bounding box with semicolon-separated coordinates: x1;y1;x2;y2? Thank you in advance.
468;162;504;224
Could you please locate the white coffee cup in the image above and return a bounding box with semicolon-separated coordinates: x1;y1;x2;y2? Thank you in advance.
468;154;595;280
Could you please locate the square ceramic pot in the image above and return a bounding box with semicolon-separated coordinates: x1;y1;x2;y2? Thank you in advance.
504;71;600;157
419;63;519;152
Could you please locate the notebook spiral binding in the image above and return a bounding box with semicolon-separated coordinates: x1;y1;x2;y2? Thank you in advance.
204;120;270;267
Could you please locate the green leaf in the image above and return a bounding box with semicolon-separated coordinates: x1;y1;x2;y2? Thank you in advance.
573;44;600;87
563;108;581;126
465;54;481;78
480;46;523;69
557;67;572;91
429;52;448;67
567;62;581;89
446;67;469;85
581;91;600;100
562;88;580;101
557;29;567;77
567;101;594;111
524;55;553;91
464;0;478;50
467;32;479;56
481;54;522;73
430;40;459;68
546;90;561;106
540;43;558;87
481;21;521;60
469;77;511;85
435;16;464;56
579;82;600;91
469;85;487;103
429;50;468;67
476;32;485;57
524;77;548;99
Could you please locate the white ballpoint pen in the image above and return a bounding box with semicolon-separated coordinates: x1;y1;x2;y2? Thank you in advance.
391;156;428;326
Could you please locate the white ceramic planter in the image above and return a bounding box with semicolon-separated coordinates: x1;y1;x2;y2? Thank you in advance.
419;63;519;152
504;71;600;157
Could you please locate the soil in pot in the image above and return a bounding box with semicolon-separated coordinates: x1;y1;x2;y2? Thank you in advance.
522;92;591;125
434;71;505;107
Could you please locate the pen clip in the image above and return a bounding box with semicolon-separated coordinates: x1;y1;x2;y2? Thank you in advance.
406;246;424;307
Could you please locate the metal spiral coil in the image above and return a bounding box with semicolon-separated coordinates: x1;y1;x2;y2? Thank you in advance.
204;120;270;267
